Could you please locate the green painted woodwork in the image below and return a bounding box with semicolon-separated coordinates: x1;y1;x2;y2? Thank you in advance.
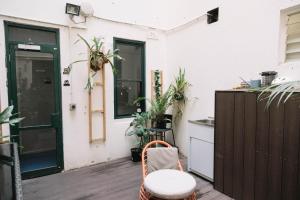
113;37;146;119
4;21;64;179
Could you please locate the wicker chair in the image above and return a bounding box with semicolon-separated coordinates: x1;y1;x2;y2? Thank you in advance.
139;140;196;200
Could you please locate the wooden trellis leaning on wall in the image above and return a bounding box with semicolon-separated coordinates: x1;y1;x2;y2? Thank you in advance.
151;70;163;100
88;63;106;143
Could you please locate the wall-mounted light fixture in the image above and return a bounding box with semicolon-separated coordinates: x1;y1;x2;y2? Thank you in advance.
65;3;81;16
207;8;219;24
65;2;94;24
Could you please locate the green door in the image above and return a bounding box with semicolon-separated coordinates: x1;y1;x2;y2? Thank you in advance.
5;22;63;179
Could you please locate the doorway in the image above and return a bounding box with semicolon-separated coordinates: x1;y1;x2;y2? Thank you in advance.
5;22;63;179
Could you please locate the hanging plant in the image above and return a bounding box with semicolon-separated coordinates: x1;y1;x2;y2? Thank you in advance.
68;34;123;92
170;68;191;120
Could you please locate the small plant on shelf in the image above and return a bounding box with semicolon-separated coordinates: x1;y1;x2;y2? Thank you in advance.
148;87;173;128
68;34;123;92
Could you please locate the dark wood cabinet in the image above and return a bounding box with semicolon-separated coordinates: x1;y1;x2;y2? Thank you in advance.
214;91;300;200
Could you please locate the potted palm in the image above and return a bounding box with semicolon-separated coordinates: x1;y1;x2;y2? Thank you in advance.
125;112;150;162
149;88;173;129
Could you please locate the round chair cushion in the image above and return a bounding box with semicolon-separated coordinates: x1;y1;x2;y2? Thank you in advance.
144;169;196;199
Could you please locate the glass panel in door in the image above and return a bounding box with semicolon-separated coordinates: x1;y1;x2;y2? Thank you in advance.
14;50;58;173
16;51;55;127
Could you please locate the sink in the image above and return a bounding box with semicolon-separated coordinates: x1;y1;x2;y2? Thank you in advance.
188;119;215;127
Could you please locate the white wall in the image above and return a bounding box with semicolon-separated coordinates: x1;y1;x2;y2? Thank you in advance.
0;0;167;170
0;0;174;29
165;0;300;155
1;0;300;169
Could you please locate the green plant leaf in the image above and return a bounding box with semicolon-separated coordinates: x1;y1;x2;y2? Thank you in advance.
257;81;300;108
0;106;24;126
8;117;25;126
76;34;92;50
0;106;14;124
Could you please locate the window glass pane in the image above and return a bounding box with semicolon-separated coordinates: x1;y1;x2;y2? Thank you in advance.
116;81;143;116
8;26;56;45
16;51;55;127
115;43;142;80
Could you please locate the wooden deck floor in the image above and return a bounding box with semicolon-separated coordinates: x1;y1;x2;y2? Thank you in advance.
22;158;231;200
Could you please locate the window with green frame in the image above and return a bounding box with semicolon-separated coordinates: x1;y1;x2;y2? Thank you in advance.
114;38;146;118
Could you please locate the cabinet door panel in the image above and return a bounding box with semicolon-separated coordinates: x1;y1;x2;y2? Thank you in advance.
282;97;300;200
267;99;284;200
190;138;214;180
232;93;245;199
214;92;234;192
243;93;257;200
255;97;270;200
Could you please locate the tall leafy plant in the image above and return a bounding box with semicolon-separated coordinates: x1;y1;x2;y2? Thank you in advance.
149;87;173;124
68;34;123;92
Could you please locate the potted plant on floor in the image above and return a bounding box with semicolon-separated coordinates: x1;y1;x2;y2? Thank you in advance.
125;112;150;162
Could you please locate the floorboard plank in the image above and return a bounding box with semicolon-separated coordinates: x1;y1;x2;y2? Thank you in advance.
23;157;231;200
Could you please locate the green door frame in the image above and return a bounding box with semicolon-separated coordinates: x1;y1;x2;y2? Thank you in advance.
4;21;64;179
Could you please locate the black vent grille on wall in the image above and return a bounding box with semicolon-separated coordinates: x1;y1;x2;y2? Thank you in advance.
207;8;219;24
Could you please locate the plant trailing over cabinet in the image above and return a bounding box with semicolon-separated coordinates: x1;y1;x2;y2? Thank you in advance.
255;81;300;108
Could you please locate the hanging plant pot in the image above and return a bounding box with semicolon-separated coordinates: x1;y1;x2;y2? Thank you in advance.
90;58;104;72
90;63;101;72
131;147;141;162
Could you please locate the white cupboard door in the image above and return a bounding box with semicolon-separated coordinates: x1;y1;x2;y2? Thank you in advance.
190;137;214;180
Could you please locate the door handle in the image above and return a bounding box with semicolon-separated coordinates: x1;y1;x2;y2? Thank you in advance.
51;113;60;128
